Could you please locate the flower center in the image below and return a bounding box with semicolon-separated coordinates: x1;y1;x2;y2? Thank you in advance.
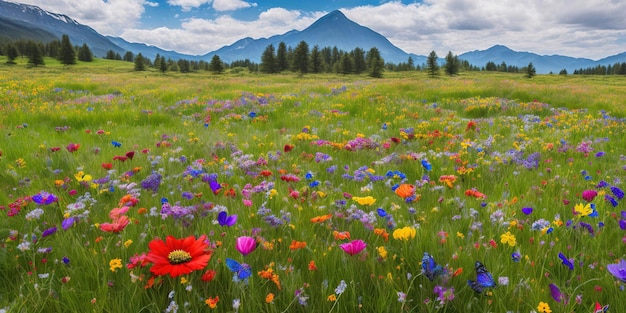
168;249;192;264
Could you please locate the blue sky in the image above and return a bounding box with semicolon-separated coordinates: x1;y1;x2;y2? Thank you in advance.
16;0;626;60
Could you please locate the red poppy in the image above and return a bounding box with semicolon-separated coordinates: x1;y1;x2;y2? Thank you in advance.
145;235;212;278
283;144;293;152
102;163;113;170
125;151;135;160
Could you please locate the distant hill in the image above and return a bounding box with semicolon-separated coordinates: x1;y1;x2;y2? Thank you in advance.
1;0;624;73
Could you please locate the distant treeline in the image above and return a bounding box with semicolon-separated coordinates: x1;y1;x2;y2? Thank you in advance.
2;36;624;76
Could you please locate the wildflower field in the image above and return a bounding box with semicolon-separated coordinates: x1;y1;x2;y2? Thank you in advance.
1;57;626;312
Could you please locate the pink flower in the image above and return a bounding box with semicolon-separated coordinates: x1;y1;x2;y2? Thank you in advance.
339;239;367;256
581;189;597;202
236;236;257;256
99;215;129;233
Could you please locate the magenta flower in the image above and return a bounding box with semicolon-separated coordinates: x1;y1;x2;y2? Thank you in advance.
581;189;597;202
607;259;626;282
235;236;257;256
339;239;367;256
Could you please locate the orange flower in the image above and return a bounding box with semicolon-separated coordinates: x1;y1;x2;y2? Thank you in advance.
289;240;307;251
333;231;351;240
205;296;219;309
438;175;457;188
464;189;486;199
145;235;212;278
308;260;317;271
258;268;281;290
265;293;275;304
310;214;332;223
374;228;389;242
394;184;415;199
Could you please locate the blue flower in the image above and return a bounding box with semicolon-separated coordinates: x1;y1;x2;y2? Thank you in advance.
421;159;432;171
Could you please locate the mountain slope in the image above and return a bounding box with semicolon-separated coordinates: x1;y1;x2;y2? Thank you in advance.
204;10;421;64
0;0;124;57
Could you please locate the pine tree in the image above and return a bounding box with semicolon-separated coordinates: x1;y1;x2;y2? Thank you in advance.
77;43;93;62
134;53;145;71
6;44;19;64
366;47;384;78
310;45;323;73
276;42;289;72
426;50;439;77
444;51;459;76
339;53;353;74
159;57;167;73
28;42;45;66
260;44;276;73
209;55;224;74
291;41;309;75
526;62;536;78
58;34;76;65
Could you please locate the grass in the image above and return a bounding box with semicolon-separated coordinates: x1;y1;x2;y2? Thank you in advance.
1;57;626;312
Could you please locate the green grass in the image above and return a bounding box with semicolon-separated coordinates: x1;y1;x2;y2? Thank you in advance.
1;57;625;313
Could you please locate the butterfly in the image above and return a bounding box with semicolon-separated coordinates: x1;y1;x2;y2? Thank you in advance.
217;211;237;227
225;258;252;281
468;261;496;294
422;252;444;281
594;302;609;313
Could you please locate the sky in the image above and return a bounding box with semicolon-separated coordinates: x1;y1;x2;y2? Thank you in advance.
16;0;626;60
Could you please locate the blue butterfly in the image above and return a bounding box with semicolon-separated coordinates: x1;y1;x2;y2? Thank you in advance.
422;252;444;281
225;258;251;281
468;261;496;294
594;302;609;313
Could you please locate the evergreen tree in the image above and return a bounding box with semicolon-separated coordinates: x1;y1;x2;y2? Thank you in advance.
291;41;309;75
123;51;134;62
159;57;167;73
351;47;366;74
276;42;289;72
134;53;145;71
426;50;439;77
366;47;384;78
209;55;224;74
77;43;93;62
526;62;536;78
58;34;76;65
27;42;45;66
339;53;353;74
407;56;414;70
6;44;19;64
105;50;116;60
444;51;459;76
310;45;323;73
260;44;277;73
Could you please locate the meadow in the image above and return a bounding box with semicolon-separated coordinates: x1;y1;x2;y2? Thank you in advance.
1;57;626;312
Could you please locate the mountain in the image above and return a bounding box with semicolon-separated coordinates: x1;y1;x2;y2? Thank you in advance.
459;45;600;74
0;0;123;57
106;36;203;61
203;10;423;65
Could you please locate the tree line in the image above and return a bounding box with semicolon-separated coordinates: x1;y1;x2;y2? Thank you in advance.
1;35;91;66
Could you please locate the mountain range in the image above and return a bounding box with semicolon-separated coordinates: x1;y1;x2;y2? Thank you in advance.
1;0;624;74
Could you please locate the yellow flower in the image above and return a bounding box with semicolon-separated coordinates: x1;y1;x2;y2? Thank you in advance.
377;246;388;259
109;258;122;272
180;277;188;284
537;301;552;313
205;296;219;309
352;196;376;206
574;203;592;218
456;232;465;239
393;226;416;241
500;231;517;247
123;239;133;248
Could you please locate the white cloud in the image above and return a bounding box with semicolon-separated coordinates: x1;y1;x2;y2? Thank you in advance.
167;0;212;12
212;0;255;11
145;1;159;7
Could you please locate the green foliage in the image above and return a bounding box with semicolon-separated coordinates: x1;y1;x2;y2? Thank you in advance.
58;34;76;65
427;50;439;77
1;61;626;313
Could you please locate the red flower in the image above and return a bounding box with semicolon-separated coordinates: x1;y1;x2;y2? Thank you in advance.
146;235;212;278
283;144;293;152
125;151;135;160
66;143;80;153
102;163;113;170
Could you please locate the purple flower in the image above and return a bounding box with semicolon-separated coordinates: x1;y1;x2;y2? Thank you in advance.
611;186;624;200
339;239;367;256
62;217;76;230
42;227;57;238
549;283;567;303
558;252;574;270
620;220;626;230
62;257;70;264
607;259;626;282
32;191;58;205
606;195;619;207
521;207;533;215
217;211;237;227
433;285;455;305
235;236;256;256
141;172;162;193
